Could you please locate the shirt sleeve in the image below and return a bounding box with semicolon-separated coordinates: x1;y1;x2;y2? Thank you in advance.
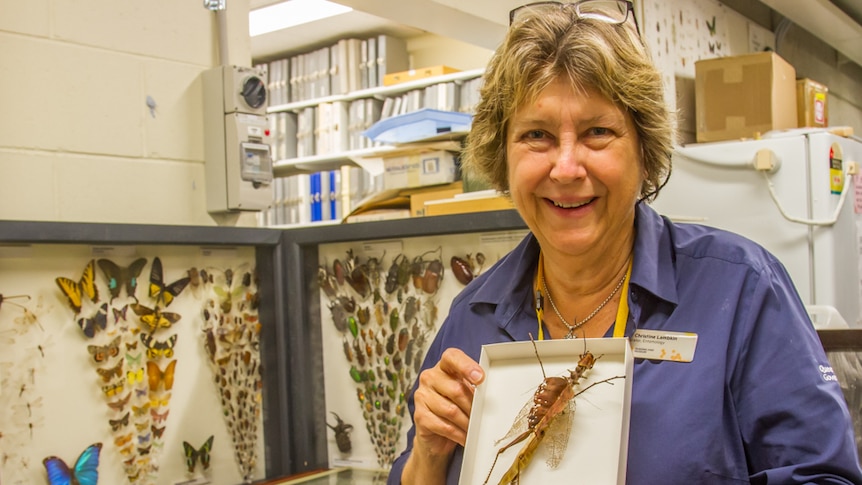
730;261;862;483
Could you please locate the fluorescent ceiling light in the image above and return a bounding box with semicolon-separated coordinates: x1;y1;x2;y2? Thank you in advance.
249;0;353;37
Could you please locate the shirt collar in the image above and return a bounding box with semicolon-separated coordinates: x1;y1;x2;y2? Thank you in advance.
465;203;679;331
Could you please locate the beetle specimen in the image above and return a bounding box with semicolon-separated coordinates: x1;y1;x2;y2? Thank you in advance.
327;412;355;453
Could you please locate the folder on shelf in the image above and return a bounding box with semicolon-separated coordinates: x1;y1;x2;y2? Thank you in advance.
364;108;472;144
376;35;409;88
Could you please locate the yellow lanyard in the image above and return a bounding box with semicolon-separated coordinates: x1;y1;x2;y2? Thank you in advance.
534;253;632;340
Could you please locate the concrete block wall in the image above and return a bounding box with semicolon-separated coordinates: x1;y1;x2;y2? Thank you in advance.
0;0;256;226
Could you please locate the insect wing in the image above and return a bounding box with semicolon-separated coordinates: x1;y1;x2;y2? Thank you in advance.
55;277;83;314
199;435;214;469
494;397;534;447
43;456;73;485
182;441;198;473
542;400;575;469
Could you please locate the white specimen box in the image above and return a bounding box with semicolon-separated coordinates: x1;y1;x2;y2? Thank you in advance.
461;338;633;484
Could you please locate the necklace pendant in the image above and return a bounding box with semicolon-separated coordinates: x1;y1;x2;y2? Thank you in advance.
564;329;575;339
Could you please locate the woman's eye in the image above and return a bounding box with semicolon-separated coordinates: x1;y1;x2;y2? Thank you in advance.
524;130;546;140
588;127;610;137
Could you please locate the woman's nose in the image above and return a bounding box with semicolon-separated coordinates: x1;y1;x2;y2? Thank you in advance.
550;140;586;182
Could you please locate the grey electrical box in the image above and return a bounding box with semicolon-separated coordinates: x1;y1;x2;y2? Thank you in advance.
203;65;274;213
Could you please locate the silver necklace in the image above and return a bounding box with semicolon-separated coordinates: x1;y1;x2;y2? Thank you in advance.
541;269;627;339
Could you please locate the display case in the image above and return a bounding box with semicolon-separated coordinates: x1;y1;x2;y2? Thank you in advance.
277;209;527;476
0;210;527;484
0;220;287;485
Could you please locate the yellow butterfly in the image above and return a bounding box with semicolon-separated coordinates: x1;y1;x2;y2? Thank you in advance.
103;382;124;397
148;257;190;307
114;432;133;447
132;403;150;417
149;393;171;408
55;260;99;314
126;368;145;385
147;359;176;392
130;303;181;333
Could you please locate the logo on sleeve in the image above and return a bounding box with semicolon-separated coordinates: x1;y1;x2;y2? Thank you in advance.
819;364;838;382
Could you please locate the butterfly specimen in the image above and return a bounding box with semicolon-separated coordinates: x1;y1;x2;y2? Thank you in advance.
113;305;130;323
149;393;171;408
137;433;151;445
138;445;152;456
706;15;717;35
97;257;147;303
140;332;178;359
125;352;143;367
130;303;181;333
77;303;109;339
132;403;150;417
96;359;124;383
102;382;124;397
43;442;102;485
147;359;177;392
87;335;121;364
150;408;170;424
148;257;190;307
114;433;133;447
107;392;132;412
55;260;99;314
151;425;165;439
183;435;214;473
126;368;145;385
109;412;130;432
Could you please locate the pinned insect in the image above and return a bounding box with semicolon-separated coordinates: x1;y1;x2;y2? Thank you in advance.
327;412;355;453
483;337;624;485
451;252;487;286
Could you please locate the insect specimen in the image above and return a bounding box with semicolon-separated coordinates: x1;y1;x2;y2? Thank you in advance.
43;442;102;485
146;359;177;392
483;337;624;484
97;257;147;302
148;257;190;307
76;303;109;338
327;412;355;453
55;260;99;314
183;435;214;473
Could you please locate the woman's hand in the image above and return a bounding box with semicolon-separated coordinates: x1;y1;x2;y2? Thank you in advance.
401;347;485;483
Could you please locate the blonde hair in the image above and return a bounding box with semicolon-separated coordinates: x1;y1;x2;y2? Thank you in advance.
463;7;673;201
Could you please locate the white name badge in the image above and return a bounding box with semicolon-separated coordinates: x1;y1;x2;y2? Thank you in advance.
630;329;698;362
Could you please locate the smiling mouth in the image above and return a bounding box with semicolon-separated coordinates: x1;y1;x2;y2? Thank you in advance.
551;198;594;209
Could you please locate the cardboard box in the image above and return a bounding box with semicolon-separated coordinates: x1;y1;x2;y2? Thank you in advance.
460;338;633;484
423;191;514;216
408;181;463;216
797;78;829;128
382;150;459;190
383;65;460;86
695;52;798;142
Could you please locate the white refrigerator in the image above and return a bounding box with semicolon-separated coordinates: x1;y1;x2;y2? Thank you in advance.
649;128;862;328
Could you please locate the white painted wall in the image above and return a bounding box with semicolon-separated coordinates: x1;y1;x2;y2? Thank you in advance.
0;0;256;226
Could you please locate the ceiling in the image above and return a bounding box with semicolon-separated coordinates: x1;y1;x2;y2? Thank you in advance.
249;0;862;67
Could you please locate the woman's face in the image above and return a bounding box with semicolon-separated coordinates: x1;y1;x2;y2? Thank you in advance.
506;77;644;258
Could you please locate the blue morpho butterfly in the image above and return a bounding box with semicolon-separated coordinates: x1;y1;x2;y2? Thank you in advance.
43;442;102;485
97;258;147;303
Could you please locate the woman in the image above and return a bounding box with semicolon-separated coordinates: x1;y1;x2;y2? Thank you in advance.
388;1;862;483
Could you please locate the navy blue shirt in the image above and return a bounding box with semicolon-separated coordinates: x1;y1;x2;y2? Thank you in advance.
388;202;862;484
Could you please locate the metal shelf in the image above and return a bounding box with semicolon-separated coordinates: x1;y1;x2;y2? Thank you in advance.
267;68;484;114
